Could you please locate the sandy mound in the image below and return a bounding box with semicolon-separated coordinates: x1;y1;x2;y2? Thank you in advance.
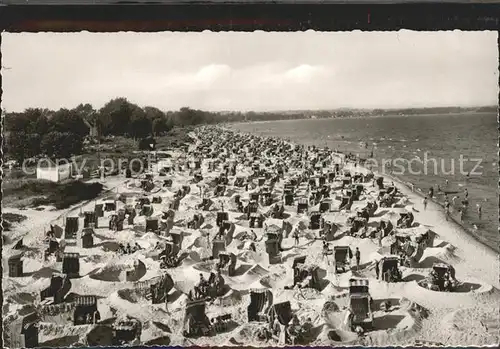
405;279;499;308
259;268;289;289
38;323;94;347
440;306;500;345
330;270;363;288
89;258;146;282
417;244;461;268
316;326;359;345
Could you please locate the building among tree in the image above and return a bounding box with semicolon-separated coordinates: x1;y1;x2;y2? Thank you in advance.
83;118;99;138
36;159;73;183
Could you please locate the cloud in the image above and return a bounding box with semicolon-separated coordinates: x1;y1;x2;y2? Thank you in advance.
195;64;232;86
1;31;497;112
284;64;327;83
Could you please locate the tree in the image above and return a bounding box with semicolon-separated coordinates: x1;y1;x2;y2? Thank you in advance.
7;132;42;163
129;108;153;139
41;131;83;159
98;98;140;136
73;103;98;130
49;108;89;137
4;108;50;163
4;108;50;135
152;117;172;136
144;106;165;121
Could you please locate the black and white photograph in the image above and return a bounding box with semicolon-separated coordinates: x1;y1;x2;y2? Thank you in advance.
1;30;499;347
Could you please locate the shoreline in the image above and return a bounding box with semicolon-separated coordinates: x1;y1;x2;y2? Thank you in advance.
224;123;498;255
377;171;499;255
220;124;499;288
223;111;496;126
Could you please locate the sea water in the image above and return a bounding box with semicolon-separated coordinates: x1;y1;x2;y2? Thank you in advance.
231;112;498;252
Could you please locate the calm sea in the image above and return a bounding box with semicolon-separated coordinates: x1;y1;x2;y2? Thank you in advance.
231;112;499;252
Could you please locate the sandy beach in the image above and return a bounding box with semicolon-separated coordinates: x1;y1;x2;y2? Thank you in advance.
2;125;499;347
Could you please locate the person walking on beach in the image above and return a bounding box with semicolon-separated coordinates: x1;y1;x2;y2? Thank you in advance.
444;200;451;221
445;179;449;187
428;187;434;199
464;188;469;199
423;196;428;210
355;247;361;267
477;204;482;219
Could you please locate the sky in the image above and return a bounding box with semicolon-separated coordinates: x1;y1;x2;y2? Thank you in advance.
1;30;498;112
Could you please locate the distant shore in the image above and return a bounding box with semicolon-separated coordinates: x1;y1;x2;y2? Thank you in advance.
224;110;496;126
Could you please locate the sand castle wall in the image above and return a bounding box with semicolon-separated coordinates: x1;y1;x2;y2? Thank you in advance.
123;260;147;282
404;280;498;309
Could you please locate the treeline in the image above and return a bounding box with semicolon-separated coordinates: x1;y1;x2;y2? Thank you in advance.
3;97;311;163
5;105;91;163
4;97;496;163
3;98;215;163
372;106;497;116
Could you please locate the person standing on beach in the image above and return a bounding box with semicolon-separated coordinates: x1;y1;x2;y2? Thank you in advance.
322;240;330;264
423;196;428;210
445;179;449;187
459;209;465;222
452;195;459;206
293;229;300;246
355;247;361;267
477;204;482;219
428;187;434;199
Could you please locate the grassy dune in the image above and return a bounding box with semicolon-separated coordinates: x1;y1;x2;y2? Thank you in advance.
3;179;104;210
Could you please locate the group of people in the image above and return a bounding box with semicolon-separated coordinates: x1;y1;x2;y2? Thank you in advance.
191;271;225;301
428;268;456;291
118;242;142;254
425;183;481;224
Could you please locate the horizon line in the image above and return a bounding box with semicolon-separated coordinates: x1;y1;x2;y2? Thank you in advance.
3;104;497;115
